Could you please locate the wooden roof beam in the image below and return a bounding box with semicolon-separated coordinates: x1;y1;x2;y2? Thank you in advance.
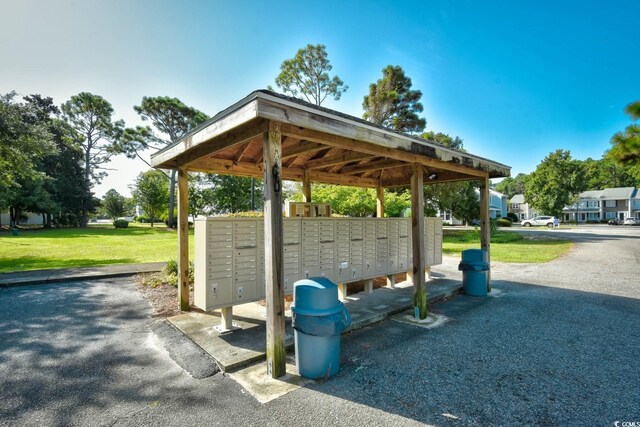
178;119;269;168
340;159;407;175
281;141;326;160
304;152;377;170
279;123;488;178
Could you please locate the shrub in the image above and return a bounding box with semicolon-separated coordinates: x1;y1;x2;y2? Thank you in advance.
497;218;512;227
113;219;129;228
506;212;518;223
162;259;195;288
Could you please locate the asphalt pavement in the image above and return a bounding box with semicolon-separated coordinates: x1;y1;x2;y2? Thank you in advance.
0;225;638;426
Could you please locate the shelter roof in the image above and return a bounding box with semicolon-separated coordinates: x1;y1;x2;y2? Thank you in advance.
151;90;511;187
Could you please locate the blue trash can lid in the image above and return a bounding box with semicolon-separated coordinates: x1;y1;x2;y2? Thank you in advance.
461;249;488;263
292;277;343;316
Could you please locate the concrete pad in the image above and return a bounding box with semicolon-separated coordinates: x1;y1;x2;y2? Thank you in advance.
167;308;294;373
167;278;462;374
228;361;314;404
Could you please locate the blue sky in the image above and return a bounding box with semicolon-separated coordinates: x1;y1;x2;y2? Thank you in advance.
2;0;639;196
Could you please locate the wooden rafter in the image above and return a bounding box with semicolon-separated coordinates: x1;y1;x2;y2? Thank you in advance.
279;123;489;178
281;141;326;160
304;151;376;170
340;159;406;175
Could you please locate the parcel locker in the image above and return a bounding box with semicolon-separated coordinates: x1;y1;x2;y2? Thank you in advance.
301;220;319;278
256;220;266;299
363;219;377;278
233;248;258;303
398;236;409;271
283;244;300;295
387;220;399;273
335;219;351;283
376;238;388;275
425;218;436;266
434;217;443;265
319;242;335;281
348;219;363;280
195;219;234;311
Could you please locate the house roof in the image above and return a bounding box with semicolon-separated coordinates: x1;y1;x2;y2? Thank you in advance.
579;190;603;200
600;187;636;200
150;90;511;188
510;194;525;204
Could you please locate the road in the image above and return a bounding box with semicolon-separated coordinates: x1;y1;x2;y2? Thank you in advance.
0;225;638;426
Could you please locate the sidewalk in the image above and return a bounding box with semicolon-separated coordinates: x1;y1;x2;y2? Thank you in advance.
0;262;166;287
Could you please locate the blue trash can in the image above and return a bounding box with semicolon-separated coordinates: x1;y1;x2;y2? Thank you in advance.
458;249;489;297
291;278;351;379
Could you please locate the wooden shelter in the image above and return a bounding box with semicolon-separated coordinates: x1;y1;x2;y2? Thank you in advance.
151;90;510;378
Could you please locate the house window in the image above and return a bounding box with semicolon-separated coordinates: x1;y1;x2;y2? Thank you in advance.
586;201;599;208
606;211;616;219
511;203;520;210
605;200;616;208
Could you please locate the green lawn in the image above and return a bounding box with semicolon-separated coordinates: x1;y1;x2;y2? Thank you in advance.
0;223;193;273
0;224;573;273
443;229;573;263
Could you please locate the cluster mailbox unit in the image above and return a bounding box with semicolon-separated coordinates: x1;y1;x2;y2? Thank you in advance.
194;216;443;312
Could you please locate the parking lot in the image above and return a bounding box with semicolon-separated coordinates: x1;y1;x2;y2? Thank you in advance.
0;225;638;426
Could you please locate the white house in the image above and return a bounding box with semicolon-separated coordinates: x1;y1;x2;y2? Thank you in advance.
508;194;538;220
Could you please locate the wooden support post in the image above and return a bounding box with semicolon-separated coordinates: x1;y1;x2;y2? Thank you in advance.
411;163;427;320
337;283;347;301
302;169;312;202
386;274;396;288
376;185;384;218
365;279;374;294
479;176;492;292
263;121;286;379
177;168;190;311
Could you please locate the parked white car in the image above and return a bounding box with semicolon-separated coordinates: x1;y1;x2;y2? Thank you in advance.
521;215;557;228
623;218;639;226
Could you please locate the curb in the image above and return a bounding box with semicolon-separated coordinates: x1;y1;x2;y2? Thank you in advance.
0;263;166;288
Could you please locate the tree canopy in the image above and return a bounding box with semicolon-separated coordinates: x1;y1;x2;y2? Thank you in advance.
132;170;169;227
0;92;54;196
609;100;640;179
122;96;208;227
271;44;347;105
102;189;126;220
363;65;426;134
525;150;585;217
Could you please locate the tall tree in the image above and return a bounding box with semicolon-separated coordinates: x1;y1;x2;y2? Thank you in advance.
121;97;208;227
582;157;637;189
363;65;426;134
419;132;479;222
609;100;640;179
102;189;126;220
0;92;54;199
205;174;263;214
494;173;530;199
525;150;586;218
271;44;347;105
421;131;464;150
61;92;123;226
132;170;169;227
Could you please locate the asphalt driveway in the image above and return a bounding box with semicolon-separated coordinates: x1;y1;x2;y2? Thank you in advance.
1;225;638;426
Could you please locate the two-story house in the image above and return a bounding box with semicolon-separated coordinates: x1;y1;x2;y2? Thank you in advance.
562;187;639;222
508;194;538;220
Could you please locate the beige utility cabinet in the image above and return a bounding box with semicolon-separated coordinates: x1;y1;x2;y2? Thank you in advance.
194;216;443;312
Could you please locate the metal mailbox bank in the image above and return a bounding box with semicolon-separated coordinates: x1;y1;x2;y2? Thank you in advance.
194;216;443;312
